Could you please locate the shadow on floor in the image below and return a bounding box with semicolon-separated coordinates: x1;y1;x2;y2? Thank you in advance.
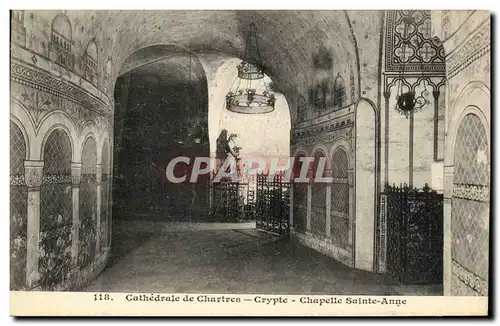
88;219;442;295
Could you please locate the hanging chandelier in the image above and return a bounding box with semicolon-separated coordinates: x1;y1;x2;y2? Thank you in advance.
225;22;276;114
394;15;430;118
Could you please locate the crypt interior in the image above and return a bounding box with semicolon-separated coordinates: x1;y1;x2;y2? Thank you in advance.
10;10;490;295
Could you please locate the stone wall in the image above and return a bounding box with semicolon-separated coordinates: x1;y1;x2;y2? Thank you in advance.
290;104;357;268
10;10;113;290
432;10;490;296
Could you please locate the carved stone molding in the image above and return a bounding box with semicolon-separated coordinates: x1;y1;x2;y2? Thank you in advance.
452;259;488;296
10;175;26;186
452;183;489;202
10;59;110;115
71;162;82;186
447;21;490;79
24;160;44;188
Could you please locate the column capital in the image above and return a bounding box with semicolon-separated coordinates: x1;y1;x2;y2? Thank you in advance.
432;90;441;99
71;162;82;185
383;91;391;99
24;160;44;188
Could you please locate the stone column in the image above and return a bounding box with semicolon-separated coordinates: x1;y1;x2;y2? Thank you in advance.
325;185;331;238
289;183;294;231
70;163;81;268
306;182;312;232
95;164;102;254
383;91;391;186
433;90;441;161
409;110;414;187
325;167;332;238
348;170;355;248
24;160;44;288
443;165;454;296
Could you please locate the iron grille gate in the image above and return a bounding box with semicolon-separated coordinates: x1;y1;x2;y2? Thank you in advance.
255;174;290;235
210;175;290;235
210;179;254;222
384;183;443;284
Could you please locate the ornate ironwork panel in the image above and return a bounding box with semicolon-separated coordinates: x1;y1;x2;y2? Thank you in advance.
10;122;27;290
100;141;109;250
40;129;73;290
255;174;290;235
384;184;443;284
331;148;350;250
79;137;97;270
211;179;245;222
451;113;489;295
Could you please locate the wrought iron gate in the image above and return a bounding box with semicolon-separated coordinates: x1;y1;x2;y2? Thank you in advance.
210;179;254;222
255;174;290;235
383;183;443;284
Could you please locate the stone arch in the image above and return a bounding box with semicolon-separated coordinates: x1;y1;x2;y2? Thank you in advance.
98;126;111;165
51;13;72;41
446;82;490;166
354;97;378;272
10;99;36;160
50;13;73;68
37;110;79;162
333;74;346;108
86;40;98;62
329;137;353;168
450;111;489;296
84;39;98;84
39;127;73;290
79;120;99;162
311;143;330;171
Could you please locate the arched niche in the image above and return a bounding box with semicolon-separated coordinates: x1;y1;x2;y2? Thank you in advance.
39;128;73;290
78;135;98;270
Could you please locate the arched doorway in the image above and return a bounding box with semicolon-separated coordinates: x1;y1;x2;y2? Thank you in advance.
113;45;210;221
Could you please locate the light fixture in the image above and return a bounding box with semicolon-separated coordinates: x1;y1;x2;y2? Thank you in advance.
225;23;276;114
394;15;430;118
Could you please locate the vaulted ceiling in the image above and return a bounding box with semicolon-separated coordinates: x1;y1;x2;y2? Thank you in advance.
27;10;385;111
52;10;362;99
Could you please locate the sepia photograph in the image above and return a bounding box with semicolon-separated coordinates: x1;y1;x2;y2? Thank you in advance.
7;6;492;317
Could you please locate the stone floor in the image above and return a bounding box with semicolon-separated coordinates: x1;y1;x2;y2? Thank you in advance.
84;219;442;295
